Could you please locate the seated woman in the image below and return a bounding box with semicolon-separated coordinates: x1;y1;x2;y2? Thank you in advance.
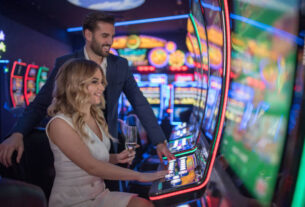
46;59;166;207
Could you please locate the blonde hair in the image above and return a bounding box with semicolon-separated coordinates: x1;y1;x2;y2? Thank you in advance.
48;58;113;141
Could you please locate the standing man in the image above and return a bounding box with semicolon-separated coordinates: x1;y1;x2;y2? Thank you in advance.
0;12;174;168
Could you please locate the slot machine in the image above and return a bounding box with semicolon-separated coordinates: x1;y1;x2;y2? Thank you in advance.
24;64;39;106
9;61;27;108
201;0;305;206
148;0;231;205
36;66;49;93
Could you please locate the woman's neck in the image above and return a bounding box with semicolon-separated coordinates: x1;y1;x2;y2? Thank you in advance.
80;105;91;121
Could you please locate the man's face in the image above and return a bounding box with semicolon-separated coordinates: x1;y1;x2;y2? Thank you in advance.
87;21;115;57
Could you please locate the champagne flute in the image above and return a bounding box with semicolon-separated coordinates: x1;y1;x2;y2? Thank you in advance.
124;125;137;152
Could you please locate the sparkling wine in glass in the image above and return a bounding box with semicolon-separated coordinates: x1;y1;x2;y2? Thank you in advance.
125;125;137;151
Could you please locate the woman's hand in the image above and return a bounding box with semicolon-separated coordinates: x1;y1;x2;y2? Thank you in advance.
117;149;135;165
137;170;168;182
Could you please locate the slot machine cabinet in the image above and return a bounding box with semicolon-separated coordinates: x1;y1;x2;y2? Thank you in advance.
24;64;39;106
9;61;27;108
36;66;49;93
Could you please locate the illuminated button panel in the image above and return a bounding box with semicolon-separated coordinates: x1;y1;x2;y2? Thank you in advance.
168;135;194;153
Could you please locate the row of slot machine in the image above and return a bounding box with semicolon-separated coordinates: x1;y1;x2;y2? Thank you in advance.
118;73;200;125
0;60;49;138
10;61;49;108
141;0;305;207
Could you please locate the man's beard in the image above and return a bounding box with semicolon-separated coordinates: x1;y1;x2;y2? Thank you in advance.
91;37;111;57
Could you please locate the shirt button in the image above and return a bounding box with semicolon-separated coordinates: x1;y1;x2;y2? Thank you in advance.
91;140;95;144
91;182;95;187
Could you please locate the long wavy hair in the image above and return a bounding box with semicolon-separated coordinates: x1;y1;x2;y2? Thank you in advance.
48;58;113;141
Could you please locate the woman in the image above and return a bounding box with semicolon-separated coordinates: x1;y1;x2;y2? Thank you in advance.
46;59;166;207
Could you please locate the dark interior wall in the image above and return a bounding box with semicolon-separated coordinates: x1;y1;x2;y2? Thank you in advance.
0;14;72;70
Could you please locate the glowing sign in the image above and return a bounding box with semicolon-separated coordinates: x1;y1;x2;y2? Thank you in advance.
67;0;145;11
0;42;6;53
148;48;169;68
169;50;185;67
126;34;141;49
118;48;148;66
0;30;5;41
165;41;177;53
175;74;194;82
185;52;195;68
112;35;166;49
148;74;168;84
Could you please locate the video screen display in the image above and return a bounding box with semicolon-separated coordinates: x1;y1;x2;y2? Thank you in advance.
171;82;197;124
219;0;301;205
28;67;37;77
139;83;162;119
12;78;25;107
118;82;163;120
13;64;26;76
201;76;222;139
193;0;225;141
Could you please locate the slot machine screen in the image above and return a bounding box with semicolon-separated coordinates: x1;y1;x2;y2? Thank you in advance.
12;63;27;107
219;0;301;205
13;64;26;77
28;67;37;77
201;76;222;140
138;82;162;119
171;82;197;124
195;0;225;140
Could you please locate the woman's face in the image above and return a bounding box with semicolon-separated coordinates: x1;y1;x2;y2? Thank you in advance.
87;69;105;105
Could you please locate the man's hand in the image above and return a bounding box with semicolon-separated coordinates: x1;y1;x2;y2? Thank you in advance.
0;133;24;167
156;142;175;163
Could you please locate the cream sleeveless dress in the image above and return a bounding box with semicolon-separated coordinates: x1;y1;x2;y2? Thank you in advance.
46;114;136;207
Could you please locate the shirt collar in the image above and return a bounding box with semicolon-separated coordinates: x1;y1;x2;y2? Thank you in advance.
84;47;107;74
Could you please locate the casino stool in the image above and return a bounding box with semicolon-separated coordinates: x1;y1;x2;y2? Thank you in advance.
0;129;55;201
0;177;47;207
22;128;55;201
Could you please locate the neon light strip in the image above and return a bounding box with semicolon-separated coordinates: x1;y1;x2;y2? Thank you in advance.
67;14;189;32
10;61;27;107
162;147;198;160
201;2;303;46
291;140;305;207
150;0;231;199
201;2;221;12
0;60;9;63
189;14;203;59
24;64;39;106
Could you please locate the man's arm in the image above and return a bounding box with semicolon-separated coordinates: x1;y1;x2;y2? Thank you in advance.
0;58;62;167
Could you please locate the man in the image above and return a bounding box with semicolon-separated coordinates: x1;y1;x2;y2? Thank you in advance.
0;12;174;168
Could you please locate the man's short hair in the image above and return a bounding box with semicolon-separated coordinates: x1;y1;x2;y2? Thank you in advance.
83;12;115;32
